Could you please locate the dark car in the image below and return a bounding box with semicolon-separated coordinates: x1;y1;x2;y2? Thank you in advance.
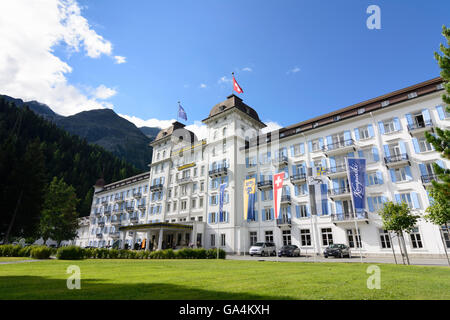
323;244;351;258
278;245;300;257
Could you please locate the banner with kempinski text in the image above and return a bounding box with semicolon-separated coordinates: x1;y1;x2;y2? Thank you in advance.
243;178;256;221
346;158;366;218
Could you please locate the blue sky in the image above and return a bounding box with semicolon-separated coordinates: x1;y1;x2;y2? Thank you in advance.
1;0;449;132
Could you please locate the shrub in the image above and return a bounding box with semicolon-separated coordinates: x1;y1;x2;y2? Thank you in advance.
0;244;22;257
30;246;52;259
84;248;95;259
118;249;129;259
109;249;119;259
18;246;33;258
56;245;85;260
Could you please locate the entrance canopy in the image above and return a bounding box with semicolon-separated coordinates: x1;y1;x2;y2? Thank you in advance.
119;222;193;233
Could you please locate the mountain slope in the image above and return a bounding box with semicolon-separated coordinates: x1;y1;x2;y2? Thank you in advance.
0;94;160;170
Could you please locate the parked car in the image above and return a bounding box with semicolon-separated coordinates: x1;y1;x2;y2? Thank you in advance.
278;245;300;257
323;244;351;258
249;242;277;256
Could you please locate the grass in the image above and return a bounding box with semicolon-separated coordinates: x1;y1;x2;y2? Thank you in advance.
0;259;448;299
0;257;32;262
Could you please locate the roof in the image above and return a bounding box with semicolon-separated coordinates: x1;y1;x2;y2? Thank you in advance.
153;121;186;143
203;94;266;127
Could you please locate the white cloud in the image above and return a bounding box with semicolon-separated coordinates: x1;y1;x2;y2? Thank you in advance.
242;67;252;72
0;0;124;116
93;85;117;100
287;66;301;74
199;83;207;89
218;76;232;84
261;121;282;134
114;55;126;64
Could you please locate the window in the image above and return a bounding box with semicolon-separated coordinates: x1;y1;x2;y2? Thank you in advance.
200;182;204;192
418;137;433;152
249;232;257;246
173;201;177;211
191;198;196;209
223;127;227;137
393;167;409;182
379;229;391;249
399;193;413;208
210;234;215;247
263;208;272;221
321;228;333;246
201;166;205;175
297;204;308;218
300;229;311;246
358;126;370;140
265;231;274;242
310;139;321;152
193;168;198;177
358;108;365;115
383;119;396;134
381;100;389;107
333;115;341;121
408;92;418;99
166;203;171;212
347;229;362;248
181;200;187;211
282;230;291;246
210;195;218;205
199;197;204;208
221;234;226;247
410;227;423;248
210;212;216;223
367;172;383;186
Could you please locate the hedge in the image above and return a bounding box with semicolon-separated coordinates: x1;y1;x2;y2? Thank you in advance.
30;246;52;259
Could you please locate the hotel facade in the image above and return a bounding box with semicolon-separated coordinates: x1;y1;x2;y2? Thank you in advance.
85;77;449;258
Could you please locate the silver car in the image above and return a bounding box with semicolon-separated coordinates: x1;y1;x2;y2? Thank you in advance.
249;242;277;257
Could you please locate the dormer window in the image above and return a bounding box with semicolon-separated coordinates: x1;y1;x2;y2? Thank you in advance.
220;105;226;111
408;92;418;99
358;108;365;114
333;115;341;121
381;100;390;107
313;122;319;128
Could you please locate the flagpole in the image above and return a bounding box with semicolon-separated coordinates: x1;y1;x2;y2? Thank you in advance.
177;101;180;122
231;72;234;96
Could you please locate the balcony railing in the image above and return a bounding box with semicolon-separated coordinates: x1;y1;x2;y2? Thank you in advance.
209;167;228;177
384;153;409;165
331;212;368;222
104;209;112;215
125;206;134;212
109;232;120;238
328;164;347;174
257;180;273;189
277;217;292;226
133;192;142;198
323;139;355;152
150;184;163;192
328;187;351;196
97;221;105;227
111;218;121;225
113;208;124;214
421;174;438;184
272;155;288;166
281;195;291;204
290;173;307;184
96;233;103;238
407;120;433;132
130;216;139;222
177;176;192;184
114;197;124;203
138;203;146;210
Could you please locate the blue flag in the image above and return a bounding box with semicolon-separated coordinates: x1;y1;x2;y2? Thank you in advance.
178;103;187;121
219;183;227;222
346;158;366;218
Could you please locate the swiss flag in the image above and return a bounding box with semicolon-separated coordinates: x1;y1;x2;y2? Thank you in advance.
233;75;244;94
273;172;285;219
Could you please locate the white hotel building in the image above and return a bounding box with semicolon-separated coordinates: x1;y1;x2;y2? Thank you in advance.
85;77;449;258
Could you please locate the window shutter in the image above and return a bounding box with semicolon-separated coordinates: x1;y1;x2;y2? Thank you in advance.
412;138;420;153
418;163;427;176
436;105;445;120
261;190;265;201
383;145;390;157
422;109;431;123
270;208;274;220
405;166;413;181
378;121;385;134
399;141;407;155
296;205;300;218
262;209;266;221
354;128;360;141
411;193;420;209
376;171;383;184
344;130;351;142
308;140;313;152
405;113;413;126
319;138;324;150
254;210;258;221
306;205;310;217
393;117;401;131
358;150;364;158
372;147;379;162
367;124;374;137
367;197;374;212
390;169;396;182
394;194;401;204
290;145;295;156
329;157;336;171
292;165;297;176
300;143;305;154
335;200;343;214
436;160;445;169
294;185;299;196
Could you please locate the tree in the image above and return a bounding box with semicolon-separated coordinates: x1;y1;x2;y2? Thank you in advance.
378;201;419;265
424;188;450;265
425;25;450;197
39;177;79;247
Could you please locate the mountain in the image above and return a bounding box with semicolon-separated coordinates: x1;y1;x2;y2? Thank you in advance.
0;94;161;170
140;126;160;140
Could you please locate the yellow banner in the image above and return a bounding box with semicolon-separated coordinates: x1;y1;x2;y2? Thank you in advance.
243;178;256;220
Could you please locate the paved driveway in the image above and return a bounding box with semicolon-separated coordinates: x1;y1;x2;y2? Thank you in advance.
226;254;449;266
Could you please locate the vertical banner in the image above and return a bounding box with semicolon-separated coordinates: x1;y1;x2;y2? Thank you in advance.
219;183;227;222
346;158;366;218
273;172;285;219
243;178;256;221
307;166;327;215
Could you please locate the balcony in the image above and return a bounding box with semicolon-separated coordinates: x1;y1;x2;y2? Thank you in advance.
97;221;105;227
101;199;108;205
281;195;291;205
326;164;347;178
328;187;351;200
138;204;147;210
177;176;192;184
133;192;142;199
150;184;163;192
104;209;112;215
114;197;124;204
384;153;410;168
125;206;134;213
93;211;101;217
111;217;121;225
290;173;307;184
421;174;438;185
96;233;103;238
272;155;288;167
276;217;292;227
331;212;369;224
323;139;356;156
407;120;434;135
257;180;273;190
113;207;124;214
130;216;139;223
109;232;120;238
209;167;228;177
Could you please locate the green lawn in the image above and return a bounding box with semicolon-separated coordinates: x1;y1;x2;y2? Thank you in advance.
0;259;448;299
0;257;32;262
